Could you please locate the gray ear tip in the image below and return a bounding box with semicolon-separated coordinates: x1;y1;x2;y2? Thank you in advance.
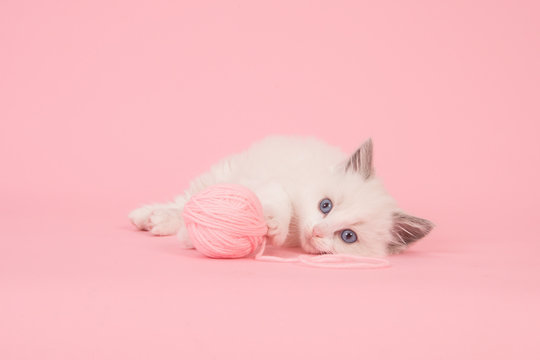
414;216;435;234
364;138;373;147
424;219;435;234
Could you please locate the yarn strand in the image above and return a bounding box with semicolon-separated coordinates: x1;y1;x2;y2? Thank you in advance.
254;238;390;268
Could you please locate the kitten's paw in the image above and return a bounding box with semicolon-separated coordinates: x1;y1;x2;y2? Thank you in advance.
266;213;290;247
129;206;154;230
254;182;292;247
129;206;181;236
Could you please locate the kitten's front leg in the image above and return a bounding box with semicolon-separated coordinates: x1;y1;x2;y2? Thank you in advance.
254;183;292;247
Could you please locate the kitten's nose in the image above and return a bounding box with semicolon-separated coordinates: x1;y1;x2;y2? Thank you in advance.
312;224;328;238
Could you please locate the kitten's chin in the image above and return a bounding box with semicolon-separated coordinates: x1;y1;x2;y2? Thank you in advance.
304;246;329;255
301;236;333;255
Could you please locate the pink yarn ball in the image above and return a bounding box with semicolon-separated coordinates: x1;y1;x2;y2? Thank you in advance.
182;184;268;259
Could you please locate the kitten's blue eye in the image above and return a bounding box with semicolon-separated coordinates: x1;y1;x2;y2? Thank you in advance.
341;229;358;243
319;198;333;214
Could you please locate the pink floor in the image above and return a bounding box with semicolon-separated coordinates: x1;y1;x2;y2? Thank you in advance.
2;195;539;359
2;0;540;359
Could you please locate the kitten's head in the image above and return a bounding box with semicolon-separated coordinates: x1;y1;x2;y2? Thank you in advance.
295;139;433;257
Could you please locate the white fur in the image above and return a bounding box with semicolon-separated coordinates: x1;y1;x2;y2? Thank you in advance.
129;136;426;257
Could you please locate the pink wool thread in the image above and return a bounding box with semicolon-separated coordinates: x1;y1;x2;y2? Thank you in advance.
183;184;390;269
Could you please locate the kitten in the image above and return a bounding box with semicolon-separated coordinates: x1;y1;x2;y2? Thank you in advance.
129;136;433;256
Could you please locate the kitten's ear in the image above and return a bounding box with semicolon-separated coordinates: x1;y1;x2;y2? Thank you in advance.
345;138;374;179
388;212;434;254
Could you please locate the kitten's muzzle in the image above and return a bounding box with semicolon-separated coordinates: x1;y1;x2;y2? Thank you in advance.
311;223;329;238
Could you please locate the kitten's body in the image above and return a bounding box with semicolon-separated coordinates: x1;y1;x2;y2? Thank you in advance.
129;136;433;256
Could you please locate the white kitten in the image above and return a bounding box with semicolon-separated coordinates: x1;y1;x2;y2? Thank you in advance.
129;136;433;256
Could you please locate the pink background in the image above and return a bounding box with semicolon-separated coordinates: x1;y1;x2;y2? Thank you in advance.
1;0;539;359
